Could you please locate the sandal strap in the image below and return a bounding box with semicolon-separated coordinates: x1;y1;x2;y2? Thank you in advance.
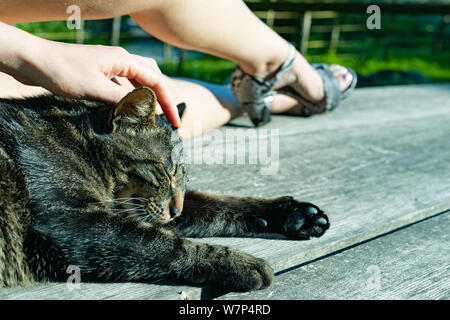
278;63;342;116
340;67;358;101
231;44;297;126
310;63;341;113
266;43;297;88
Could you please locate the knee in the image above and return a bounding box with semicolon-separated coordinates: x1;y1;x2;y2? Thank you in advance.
75;0;151;19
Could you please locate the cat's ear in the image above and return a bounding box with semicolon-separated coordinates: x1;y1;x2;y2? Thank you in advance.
165;102;187;131
110;87;157;131
158;102;187;131
176;102;186;120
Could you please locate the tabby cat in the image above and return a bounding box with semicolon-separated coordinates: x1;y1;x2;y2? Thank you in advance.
0;87;329;292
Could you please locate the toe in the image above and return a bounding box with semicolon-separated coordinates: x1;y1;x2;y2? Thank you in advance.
329;65;353;92
341;71;353;89
306;206;319;216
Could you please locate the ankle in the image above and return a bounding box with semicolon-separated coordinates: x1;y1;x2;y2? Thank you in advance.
239;60;283;79
239;43;291;79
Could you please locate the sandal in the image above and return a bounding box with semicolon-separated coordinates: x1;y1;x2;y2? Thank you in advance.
230;43;358;126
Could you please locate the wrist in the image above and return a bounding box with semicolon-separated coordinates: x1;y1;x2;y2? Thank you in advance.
0;22;48;76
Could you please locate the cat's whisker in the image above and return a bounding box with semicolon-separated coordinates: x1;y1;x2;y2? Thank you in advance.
95;198;149;207
110;207;144;214
115;197;148;203
112;201;146;208
126;211;149;218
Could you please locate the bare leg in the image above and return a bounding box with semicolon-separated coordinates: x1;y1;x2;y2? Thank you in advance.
130;1;353;125
163;77;243;140
129;0;328;103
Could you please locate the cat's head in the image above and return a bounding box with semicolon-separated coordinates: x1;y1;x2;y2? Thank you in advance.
103;87;187;224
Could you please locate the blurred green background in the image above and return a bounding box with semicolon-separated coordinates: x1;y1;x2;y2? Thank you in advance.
14;0;450;87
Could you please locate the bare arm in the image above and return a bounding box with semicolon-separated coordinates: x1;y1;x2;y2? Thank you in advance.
0;22;180;126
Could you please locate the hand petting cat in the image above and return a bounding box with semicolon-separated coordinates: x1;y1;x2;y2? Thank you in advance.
0;22;180;127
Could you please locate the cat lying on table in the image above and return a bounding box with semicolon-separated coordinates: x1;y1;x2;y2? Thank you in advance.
0;87;329;292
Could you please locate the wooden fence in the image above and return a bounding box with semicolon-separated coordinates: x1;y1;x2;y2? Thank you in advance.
244;1;450;57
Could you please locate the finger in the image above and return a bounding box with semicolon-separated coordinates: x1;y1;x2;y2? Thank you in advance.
117;58;180;127
132;55;163;75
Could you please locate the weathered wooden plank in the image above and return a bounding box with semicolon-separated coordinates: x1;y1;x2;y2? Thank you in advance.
185;86;450;275
218;212;450;300
0;282;197;300
0;84;449;300
202;84;450;141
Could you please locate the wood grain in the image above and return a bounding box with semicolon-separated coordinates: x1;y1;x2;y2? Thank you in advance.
1;84;449;300
218;212;450;300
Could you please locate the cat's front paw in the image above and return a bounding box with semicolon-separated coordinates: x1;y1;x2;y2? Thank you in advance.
191;246;274;292
272;196;330;240
218;251;274;292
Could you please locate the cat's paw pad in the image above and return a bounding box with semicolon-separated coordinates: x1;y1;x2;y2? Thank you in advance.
276;197;329;240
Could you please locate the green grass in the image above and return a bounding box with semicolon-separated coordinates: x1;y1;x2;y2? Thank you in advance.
15;21;72;34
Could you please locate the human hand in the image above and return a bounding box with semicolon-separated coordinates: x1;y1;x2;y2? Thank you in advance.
2;31;180;126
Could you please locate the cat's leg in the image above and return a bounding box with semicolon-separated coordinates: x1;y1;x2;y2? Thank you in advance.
0;155;35;287
169;191;330;240
28;207;273;291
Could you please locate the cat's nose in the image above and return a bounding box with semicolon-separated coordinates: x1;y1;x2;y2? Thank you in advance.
170;207;181;218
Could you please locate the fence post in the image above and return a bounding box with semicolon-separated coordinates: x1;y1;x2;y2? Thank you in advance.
76;20;84;44
265;0;278;28
110;16;122;46
177;49;185;75
163;43;173;65
330;19;340;53
300;10;312;55
434;14;449;53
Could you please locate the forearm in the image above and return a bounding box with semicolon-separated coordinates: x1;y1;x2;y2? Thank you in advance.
0;21;178;122
0;22;41;79
0;23;71;94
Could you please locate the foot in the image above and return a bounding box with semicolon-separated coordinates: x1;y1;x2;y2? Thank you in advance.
271;62;354;115
278;198;329;240
255;196;330;240
191;245;274;292
232;44;357;125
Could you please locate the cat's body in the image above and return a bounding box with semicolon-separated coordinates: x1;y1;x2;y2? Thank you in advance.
0;88;329;292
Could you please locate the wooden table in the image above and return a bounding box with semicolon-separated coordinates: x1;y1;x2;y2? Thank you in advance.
1;84;449;300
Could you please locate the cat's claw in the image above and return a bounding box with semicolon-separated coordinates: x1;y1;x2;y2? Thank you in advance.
276;197;330;240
